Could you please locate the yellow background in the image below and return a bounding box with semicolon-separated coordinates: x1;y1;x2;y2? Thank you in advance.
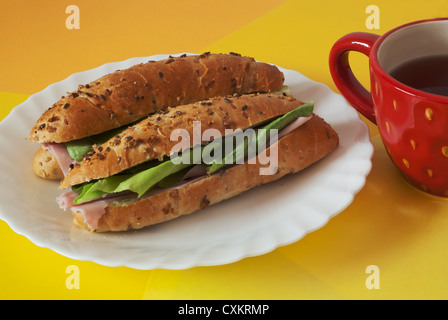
1;0;448;299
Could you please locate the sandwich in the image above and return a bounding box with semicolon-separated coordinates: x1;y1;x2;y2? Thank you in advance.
29;52;285;180
56;92;339;232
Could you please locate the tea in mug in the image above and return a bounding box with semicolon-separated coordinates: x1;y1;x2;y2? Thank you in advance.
390;55;448;97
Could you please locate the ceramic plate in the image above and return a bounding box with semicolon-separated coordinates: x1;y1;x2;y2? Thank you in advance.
0;53;373;270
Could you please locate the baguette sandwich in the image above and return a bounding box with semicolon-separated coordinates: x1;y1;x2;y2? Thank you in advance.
30;52;285;180
56;92;339;232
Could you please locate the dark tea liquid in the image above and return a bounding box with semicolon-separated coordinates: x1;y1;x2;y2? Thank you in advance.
390;55;448;97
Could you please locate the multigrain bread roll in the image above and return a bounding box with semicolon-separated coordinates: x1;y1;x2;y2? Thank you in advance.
31;52;285;181
71;115;338;232
30;52;284;144
55;92;339;232
60;93;306;189
32;147;63;180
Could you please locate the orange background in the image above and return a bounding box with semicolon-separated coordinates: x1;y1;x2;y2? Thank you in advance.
1;0;448;300
1;0;286;94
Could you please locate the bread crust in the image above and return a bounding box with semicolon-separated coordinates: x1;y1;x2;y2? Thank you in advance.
71;115;339;232
60;93;305;189
32;147;64;180
29;53;284;144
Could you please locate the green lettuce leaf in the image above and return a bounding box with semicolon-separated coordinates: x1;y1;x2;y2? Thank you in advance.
65;141;94;162
272;85;291;96
111;155;194;198
73;174;134;204
206;101;314;174
65;121;140;162
73;148;199;204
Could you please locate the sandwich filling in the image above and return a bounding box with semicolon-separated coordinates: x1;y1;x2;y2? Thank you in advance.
57;101;314;230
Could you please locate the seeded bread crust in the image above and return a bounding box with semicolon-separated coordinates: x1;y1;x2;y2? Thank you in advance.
29;53;284;144
60;93;306;189
32;147;63;180
71;115;339;232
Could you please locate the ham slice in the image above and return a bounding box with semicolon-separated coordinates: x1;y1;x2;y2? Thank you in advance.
182;164;208;181
57;191;107;230
56;190;79;210
57;190;134;231
71;199;110;231
41;143;75;176
278;115;312;139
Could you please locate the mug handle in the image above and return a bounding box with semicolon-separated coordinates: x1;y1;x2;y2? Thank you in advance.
329;32;380;124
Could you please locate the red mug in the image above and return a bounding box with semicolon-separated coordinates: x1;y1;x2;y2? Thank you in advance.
329;18;448;197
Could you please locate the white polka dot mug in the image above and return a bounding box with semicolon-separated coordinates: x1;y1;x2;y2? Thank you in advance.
329;18;448;197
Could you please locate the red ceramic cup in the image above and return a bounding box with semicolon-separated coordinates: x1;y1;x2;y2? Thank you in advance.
329;18;448;197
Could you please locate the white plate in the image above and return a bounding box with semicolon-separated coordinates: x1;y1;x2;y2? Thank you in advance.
0;53;373;270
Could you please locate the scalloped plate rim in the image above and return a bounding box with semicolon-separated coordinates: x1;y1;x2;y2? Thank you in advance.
0;53;373;270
